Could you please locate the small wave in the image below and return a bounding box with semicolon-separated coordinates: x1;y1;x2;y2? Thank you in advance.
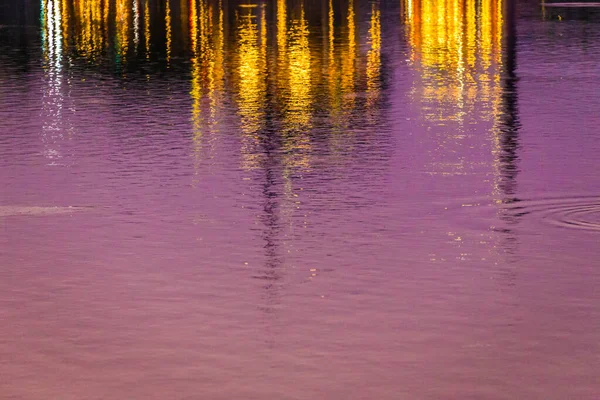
502;196;600;232
0;206;89;217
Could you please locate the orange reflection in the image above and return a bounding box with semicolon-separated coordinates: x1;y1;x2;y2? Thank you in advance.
166;0;172;64
366;3;381;110
285;5;312;131
190;0;225;166
404;0;514;203
236;5;267;170
405;0;504;125
144;0;150;58
327;0;359;131
72;0;106;60
115;0;130;65
341;0;357;112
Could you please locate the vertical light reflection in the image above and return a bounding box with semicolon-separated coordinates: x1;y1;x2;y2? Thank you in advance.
190;0;198;51
275;0;287;125
190;0;208;161
366;3;381;110
115;0;130;66
41;0;65;164
236;5;267;171
210;0;224;130
190;0;225;168
404;0;519;260
327;0;342;119
41;0;47;54
327;0;359;142
280;3;312;173
166;0;172;64
341;0;357;112
328;0;334;58
277;0;287;54
404;0;504;125
144;0;151;58
285;5;312;131
75;0;106;59
133;0;140;48
61;0;69;49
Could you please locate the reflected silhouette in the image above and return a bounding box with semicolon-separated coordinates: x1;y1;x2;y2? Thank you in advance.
493;0;521;269
496;0;520;201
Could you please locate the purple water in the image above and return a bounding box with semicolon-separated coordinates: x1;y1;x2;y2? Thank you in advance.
1;0;599;398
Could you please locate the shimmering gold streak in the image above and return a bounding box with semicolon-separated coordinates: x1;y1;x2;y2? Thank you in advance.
166;0;172;64
144;0;150;58
366;4;381;108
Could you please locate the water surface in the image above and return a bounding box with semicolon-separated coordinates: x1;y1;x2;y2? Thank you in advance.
1;1;599;399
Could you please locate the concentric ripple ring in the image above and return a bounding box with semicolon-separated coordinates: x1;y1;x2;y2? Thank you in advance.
502;197;600;232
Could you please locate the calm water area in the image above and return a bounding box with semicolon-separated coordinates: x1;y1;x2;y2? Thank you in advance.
1;0;599;398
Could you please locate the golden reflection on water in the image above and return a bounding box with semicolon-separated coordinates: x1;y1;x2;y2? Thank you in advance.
341;0;357;112
366;3;381;111
165;0;172;64
404;0;519;261
326;0;359;134
41;0;397;173
35;0;522;275
190;0;225;168
282;5;312;173
403;0;505;179
236;5;267;171
144;0;150;58
115;0;130;64
74;0;105;59
285;5;312;131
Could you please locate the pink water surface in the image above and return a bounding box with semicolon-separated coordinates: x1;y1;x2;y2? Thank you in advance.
1;1;599;398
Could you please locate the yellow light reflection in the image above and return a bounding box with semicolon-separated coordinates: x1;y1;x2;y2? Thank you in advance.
366;3;381;110
74;0;106;60
166;0;172;64
236;5;267;170
404;0;514;213
285;5;312;131
404;0;504;125
144;0;150;58
341;0;357;112
115;0;131;65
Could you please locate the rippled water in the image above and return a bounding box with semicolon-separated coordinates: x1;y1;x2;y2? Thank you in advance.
1;1;599;399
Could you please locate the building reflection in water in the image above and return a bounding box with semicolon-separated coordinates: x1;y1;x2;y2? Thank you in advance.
39;0;394;308
403;0;520;268
35;0;523;270
494;0;521;269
